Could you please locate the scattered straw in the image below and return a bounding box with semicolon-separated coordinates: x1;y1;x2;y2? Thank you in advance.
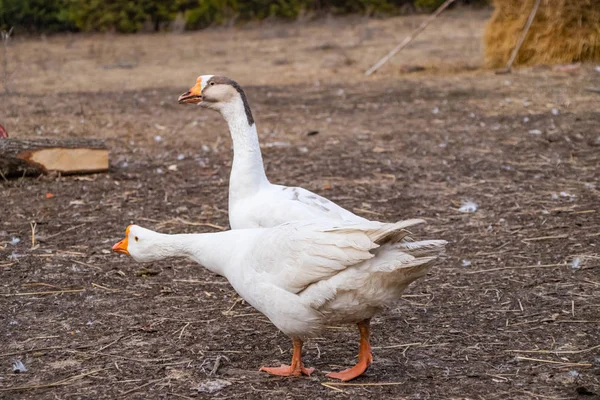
72;260;102;270
324;382;405;387
120;378;167;396
0;368;108;391
321;382;346;393
515;356;592;367
507;344;600;354
372;342;423;350
0;346;63;358
91;283;119;292
30;221;37;249
464;263;565;274
1;289;84;296
522;234;568;242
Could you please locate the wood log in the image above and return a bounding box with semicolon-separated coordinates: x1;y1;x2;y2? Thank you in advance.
0;138;109;177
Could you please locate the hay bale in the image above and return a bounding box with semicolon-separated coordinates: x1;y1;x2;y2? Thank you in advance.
484;0;600;68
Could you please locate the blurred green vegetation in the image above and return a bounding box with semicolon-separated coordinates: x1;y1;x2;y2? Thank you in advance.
0;0;489;33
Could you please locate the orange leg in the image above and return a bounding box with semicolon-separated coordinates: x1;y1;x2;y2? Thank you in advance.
327;319;373;381
259;338;314;377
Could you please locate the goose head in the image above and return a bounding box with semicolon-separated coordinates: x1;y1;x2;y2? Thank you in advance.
178;75;254;125
112;225;166;263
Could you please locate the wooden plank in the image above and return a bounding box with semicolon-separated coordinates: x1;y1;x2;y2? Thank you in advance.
0;138;108;177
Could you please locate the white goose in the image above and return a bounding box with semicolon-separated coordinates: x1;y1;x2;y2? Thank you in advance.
177;75;444;380
178;75;368;230
113;219;446;380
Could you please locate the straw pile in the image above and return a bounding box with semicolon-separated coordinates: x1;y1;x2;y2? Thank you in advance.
484;0;600;68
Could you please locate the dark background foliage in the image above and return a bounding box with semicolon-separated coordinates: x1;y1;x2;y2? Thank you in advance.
0;0;489;33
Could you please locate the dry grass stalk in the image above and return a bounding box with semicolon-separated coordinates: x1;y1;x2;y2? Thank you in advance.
324;382;406;387
0;368;108;392
91;283;119;292
522;234;569;242
2;289;85;296
464;263;565;274
515;356;592;367
120;378;168;396
506;344;600;354
484;0;600;68
1;27;13;93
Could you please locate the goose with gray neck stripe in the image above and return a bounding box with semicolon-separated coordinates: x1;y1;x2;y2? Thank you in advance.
178;75;369;230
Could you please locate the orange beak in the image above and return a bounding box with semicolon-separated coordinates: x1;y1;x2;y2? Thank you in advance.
112;238;129;255
112;226;130;255
178;79;203;104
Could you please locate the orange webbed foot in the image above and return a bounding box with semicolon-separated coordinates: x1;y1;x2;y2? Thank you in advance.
326;360;370;381
327;319;373;381
259;364;314;377
259;338;314;378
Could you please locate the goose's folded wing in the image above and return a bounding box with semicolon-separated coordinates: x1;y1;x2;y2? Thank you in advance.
252;220;415;293
251;220;376;292
270;185;369;223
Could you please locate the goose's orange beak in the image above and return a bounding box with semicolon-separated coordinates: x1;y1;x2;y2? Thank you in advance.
178;78;203;104
112;226;131;255
112;237;129;255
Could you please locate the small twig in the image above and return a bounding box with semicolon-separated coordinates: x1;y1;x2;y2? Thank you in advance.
515;356;592;367
71;351;178;363
324;382;405;386
30;221;37;249
0;368;108;392
94;335;126;353
506;344;600;355
585;87;600;93
72;260;102;270
43;223;86;240
365;0;456;76
496;0;541;74
1;289;85;296
209;355;228;375
168;393;196;400
22;282;60;288
353;207;384;217
20;335;60;343
92;283;119;292
321;382;346;393
120;378;167;396
464;263;565;274
372;342;423;350
177;322;190;339
522;234;568;242
555;320;600;324
0;346;64;358
222;297;244;316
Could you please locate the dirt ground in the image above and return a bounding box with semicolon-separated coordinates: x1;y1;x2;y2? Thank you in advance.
1;9;600;400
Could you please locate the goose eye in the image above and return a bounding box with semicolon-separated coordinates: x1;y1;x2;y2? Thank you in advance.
210;82;215;86
134;236;139;242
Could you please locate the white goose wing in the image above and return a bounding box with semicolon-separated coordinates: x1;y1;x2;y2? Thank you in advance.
255;185;369;226
251;219;413;294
